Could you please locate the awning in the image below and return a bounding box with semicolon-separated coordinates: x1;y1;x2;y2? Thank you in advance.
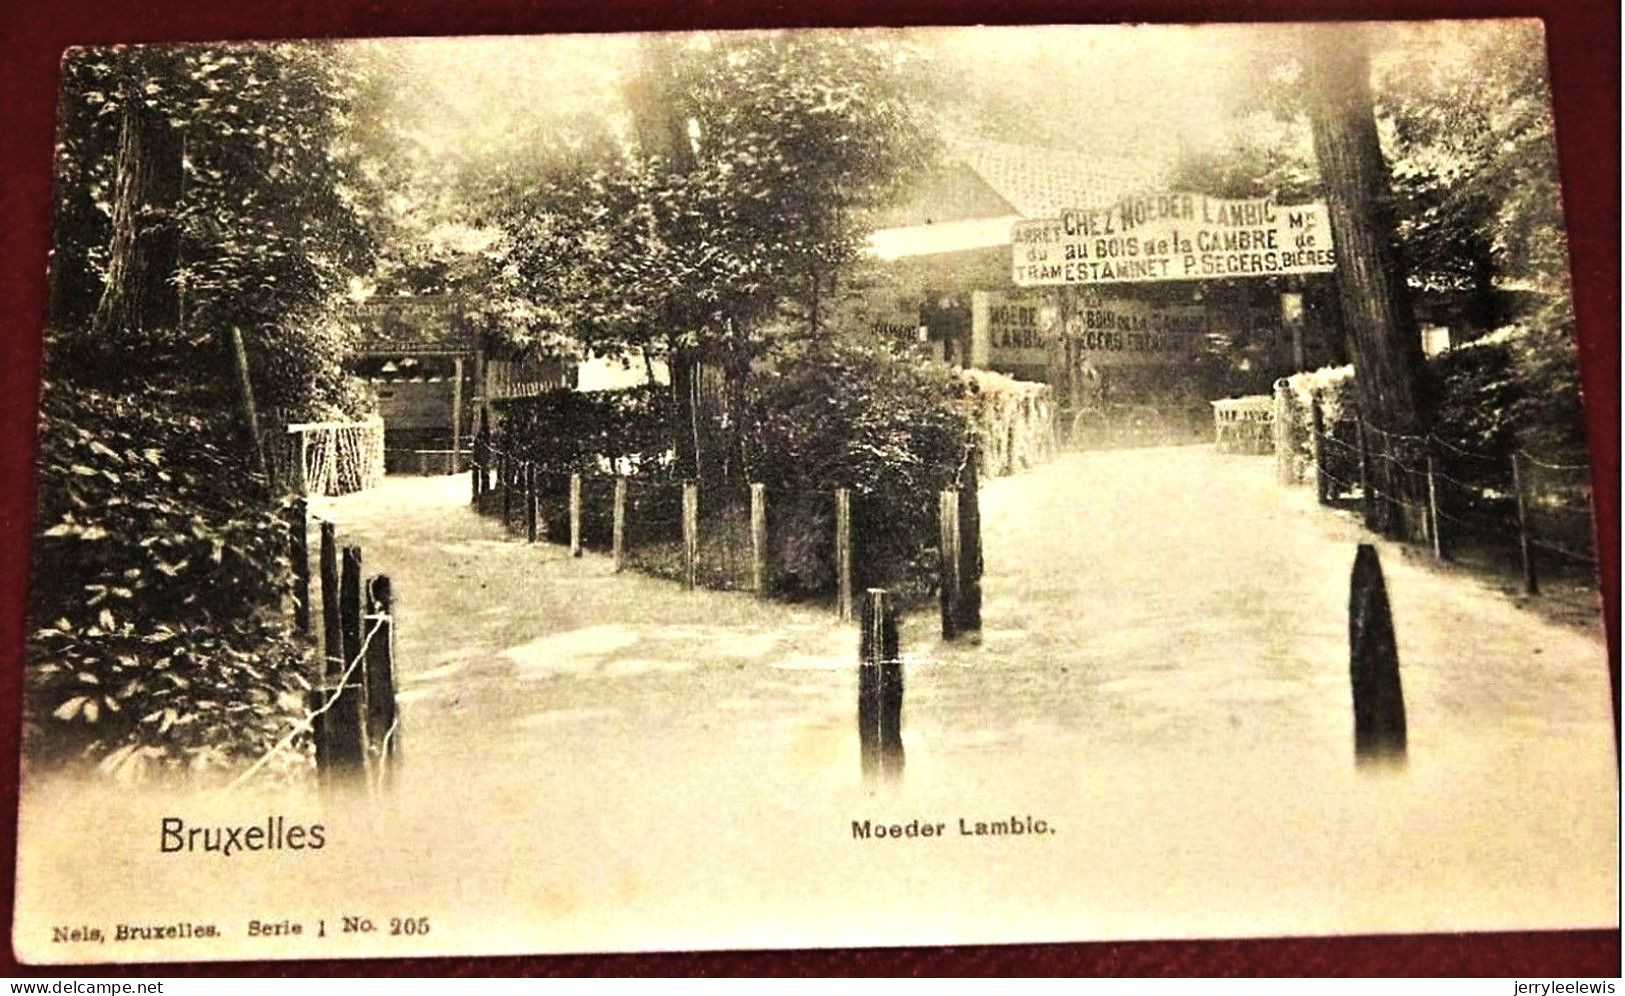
864;214;1022;261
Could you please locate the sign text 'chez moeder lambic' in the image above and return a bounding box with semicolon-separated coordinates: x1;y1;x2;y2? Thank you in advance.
972;290;1206;368
1011;194;1337;286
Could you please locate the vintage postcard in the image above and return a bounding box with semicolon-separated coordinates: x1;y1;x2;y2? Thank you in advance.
12;20;1616;964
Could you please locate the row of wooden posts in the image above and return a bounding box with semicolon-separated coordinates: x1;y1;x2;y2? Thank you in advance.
1303;399;1549;595
285;498;401;789
471;446;984;639
854;539;1410;784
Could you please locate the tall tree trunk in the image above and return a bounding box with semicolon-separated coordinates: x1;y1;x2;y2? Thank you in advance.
633;39;703;481
627;35;696;171
92;89;184;338
1302;27;1429;538
1466;236;1498;335
808;267;821;337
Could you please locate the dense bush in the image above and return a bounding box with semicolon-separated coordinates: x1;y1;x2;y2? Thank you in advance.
490;384;674;478
26;381;312;783
1281;312;1588;466
743;339;970;600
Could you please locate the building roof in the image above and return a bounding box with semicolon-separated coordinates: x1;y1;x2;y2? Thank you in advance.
865;136;1162;261
948;135;1160;219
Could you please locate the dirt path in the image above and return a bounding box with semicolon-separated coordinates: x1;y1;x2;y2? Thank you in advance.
316;451;1610;771
277;450;1613;951
19;447;1613;961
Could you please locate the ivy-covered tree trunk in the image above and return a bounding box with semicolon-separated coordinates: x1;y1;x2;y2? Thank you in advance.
1466;238;1498;333
91;89;184;338
1302;27;1429;538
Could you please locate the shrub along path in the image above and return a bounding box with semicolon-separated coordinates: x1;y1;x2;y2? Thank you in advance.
294;448;1613;952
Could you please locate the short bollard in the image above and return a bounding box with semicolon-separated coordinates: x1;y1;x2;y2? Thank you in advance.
612;477;627;573
319;521;341;676
937;490;960;640
569;473;583;557
858;588;904;782
1349;543;1406;761
364;574;400;783
681;482;699;591
957;454;983;636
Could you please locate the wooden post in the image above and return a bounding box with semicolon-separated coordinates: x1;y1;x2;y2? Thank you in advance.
472;351;487;460
471;430;482;504
939;489;960;625
323;676;369;783
835;488;853;621
858;588;904;781
363;574;399;781
1511;452;1539;595
750;483;768;596
287;498;310;635
327;543;369;783
319;521;341;677
938;489;961;640
340;545;363;670
612;477;627;573
1349;544;1406;759
526;464;539;543
1310;396;1329;504
1273;379;1294;484
1355;417;1373;526
570;473;583;557
226;327;267;483
500;451;511;526
295;429;309;495
450;355;465;471
481;406;494;493
957;454;983;636
681;481;699;591
307;687;331;790
1425;447;1446;561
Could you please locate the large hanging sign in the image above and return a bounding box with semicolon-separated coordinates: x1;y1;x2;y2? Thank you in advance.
350;295;473;355
972;290;1207;368
1011;194;1336;286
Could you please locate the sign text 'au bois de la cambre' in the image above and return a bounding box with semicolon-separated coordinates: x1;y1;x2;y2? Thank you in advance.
1011;193;1337;287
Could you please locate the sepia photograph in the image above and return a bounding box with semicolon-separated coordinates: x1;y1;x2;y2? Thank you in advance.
8;18;1617;966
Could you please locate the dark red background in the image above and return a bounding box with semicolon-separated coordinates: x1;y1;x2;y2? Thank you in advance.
0;0;1617;977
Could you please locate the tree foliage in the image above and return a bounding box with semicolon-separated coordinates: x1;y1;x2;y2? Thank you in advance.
32;41;397;777
1376;21;1568;300
50;42;388;418
27;381;313;781
477;31;936;368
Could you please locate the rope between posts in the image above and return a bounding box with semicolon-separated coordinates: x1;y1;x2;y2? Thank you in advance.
1429;435;1504;463
374;713;402;785
1314;413;1588;474
1528;535;1599;565
1431;467;1504;495
1517;449;1592;472
223;614;384;793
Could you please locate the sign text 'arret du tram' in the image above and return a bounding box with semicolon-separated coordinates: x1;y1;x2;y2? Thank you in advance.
1011;193;1337;287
